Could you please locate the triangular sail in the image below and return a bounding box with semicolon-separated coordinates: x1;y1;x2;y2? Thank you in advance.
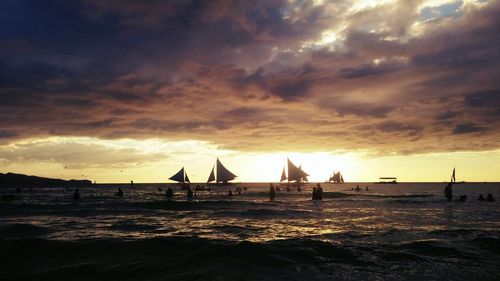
451;167;456;183
216;158;237;183
287;158;309;182
185;174;190;183
340;173;344;183
329;170;335;182
169;167;185;183
280;167;287;182
298;165;309;182
207;166;215;183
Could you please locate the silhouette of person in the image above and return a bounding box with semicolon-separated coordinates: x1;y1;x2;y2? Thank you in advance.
486;194;495;202
73;189;80;200
317;183;323;200
116;187;123;197
365;186;368;191
157;186;162;192
444;182;453;201
228;190;233;196
269;183;276;201
478;194;485;201
16;187;21;194
165;187;173;198
313;183;323;200
187;188;193;200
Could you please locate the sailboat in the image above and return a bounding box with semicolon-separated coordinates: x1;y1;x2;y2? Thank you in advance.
207;158;237;184
299;165;309;182
279;158;309;184
169;167;190;183
451;167;456;183
329;171;344;183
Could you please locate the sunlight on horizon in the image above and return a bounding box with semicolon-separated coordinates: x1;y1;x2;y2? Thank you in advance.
1;137;499;183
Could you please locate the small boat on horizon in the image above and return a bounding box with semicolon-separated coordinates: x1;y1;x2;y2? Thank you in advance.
328;171;344;183
376;177;398;184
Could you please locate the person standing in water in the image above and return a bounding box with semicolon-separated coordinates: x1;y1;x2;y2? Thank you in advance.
116;187;124;197
317;183;323;200
444;182;453;201
269;183;276;201
187;187;193;200
312;183;323;200
486;194;495;202
165;187;173;198
73;189;80;200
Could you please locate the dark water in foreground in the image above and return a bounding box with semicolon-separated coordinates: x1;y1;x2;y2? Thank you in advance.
1;182;499;280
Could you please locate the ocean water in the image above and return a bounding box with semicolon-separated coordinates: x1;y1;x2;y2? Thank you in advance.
1;182;499;280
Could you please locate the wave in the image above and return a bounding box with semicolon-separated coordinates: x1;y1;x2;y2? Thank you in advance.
0;223;49;239
322;192;353;198
1;235;499;281
362;194;434;198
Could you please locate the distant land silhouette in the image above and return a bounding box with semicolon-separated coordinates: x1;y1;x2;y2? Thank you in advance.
0;172;92;188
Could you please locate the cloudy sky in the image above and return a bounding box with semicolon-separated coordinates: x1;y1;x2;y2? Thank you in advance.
1;0;499;182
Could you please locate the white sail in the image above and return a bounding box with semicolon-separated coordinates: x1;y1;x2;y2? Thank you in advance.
216;158;237;183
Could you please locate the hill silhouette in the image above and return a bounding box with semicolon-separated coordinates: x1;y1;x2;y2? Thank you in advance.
0;172;92;188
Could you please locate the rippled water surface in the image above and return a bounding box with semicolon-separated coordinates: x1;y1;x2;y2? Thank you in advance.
1;182;499;280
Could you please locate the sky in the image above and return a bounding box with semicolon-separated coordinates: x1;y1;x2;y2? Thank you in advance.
0;0;499;183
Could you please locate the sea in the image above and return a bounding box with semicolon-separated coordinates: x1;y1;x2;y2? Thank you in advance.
1;182;499;280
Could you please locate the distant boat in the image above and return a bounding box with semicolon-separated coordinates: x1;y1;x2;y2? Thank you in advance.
280;158;309;184
169;167;190;183
328;171;345;183
207;158;237;184
377;177;397;184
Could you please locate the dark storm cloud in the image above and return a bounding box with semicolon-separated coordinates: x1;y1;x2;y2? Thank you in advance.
0;130;18;139
436;111;460;121
453;123;484;134
464;89;500;108
1;0;500;156
339;63;400;79
318;98;396;118
376;121;422;136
